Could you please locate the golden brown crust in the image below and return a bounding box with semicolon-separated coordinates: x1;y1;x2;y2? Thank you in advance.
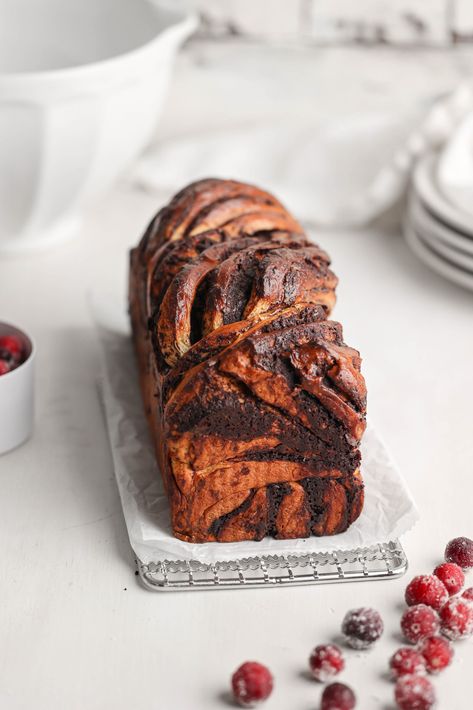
138;178;302;258
129;178;366;543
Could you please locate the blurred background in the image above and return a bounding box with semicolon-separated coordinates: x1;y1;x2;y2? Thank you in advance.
2;0;473;255
195;0;471;44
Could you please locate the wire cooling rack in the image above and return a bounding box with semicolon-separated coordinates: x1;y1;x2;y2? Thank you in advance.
137;539;407;592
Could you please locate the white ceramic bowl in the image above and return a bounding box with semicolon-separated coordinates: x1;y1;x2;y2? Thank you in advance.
0;323;35;454
0;0;197;253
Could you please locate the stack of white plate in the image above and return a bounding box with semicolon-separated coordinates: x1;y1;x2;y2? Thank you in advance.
404;153;473;292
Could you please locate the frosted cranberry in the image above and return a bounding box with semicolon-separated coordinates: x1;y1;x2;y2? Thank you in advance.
394;675;436;710
231;662;273;707
439;596;473;640
341;607;384;649
389;648;426;679
405;574;448;610
434;562;465;596
400;605;440;644
418;635;453;673
462;587;473;602
321;682;356;710
0;334;22;362
0;359;11;376
309;644;345;682
445;537;473;570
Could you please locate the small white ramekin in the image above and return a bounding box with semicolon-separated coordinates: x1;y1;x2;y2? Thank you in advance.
0;323;35;454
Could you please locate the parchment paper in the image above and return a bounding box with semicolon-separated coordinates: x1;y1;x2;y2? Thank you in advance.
98;329;419;564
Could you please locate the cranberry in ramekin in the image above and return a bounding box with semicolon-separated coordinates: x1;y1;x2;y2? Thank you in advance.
0;322;35;454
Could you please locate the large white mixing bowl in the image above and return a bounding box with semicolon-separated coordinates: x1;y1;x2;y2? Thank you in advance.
0;0;197;253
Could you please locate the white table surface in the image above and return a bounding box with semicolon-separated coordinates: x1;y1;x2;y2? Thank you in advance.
1;43;473;710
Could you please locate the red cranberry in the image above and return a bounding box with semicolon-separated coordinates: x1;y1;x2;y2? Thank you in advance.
389;648;426;679
418;635;453;673
462;587;473;602
321;682;356;710
433;562;465;596
445;536;473;570
405;574;448;610
0;334;22;362
0;359;11;376
341;607;384;649
439;596;473;640
309;644;345;682
400;605;440;644
394;674;436;710
231;662;273;707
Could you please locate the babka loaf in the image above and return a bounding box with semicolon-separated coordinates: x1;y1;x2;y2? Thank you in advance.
129;179;366;543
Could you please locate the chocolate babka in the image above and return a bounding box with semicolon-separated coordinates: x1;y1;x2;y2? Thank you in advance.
129;179;366;543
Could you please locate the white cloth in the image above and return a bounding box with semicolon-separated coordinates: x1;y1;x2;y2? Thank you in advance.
133;84;473;228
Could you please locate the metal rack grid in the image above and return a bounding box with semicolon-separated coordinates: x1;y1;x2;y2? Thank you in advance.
137;539;407;591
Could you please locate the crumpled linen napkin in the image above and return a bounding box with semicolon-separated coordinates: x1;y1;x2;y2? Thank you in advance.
132;84;473;227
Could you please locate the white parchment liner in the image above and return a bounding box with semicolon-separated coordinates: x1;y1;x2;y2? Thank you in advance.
98;329;419;565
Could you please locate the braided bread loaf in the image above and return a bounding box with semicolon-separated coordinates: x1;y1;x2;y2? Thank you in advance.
129;179;366;543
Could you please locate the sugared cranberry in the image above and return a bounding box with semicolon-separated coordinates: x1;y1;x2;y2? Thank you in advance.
0;334;22;362
439;596;473;640
462;587;473;602
321;682;356;710
405;574;448;610
341;607;384;649
394;674;436;710
445;536;473;570
309;644;345;682
418;635;453;674
434;562;465;596
400;605;440;644
0;359;11;376
390;648;426;679
231;662;273;707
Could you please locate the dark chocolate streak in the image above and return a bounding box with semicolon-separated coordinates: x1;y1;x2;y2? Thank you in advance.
300;478;329;532
266;482;291;536
208;476;361;541
190;278;208;345
171;378;360;474
218;258;255;325
223;369;360;468
208;488;257;537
